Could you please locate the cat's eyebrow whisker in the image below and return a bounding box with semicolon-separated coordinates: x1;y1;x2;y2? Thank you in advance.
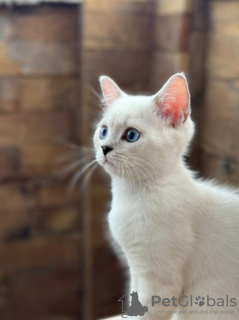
88;86;107;112
88;85;101;100
88;88;107;111
69;159;98;192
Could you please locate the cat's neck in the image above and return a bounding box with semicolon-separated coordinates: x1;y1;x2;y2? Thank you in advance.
111;159;193;194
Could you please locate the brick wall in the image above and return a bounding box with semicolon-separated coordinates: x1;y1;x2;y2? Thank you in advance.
1;2;237;320
150;0;192;91
0;4;83;320
201;0;239;185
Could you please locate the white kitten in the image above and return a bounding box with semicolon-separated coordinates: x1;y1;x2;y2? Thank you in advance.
93;73;239;320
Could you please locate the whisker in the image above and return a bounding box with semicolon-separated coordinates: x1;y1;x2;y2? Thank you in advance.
129;155;159;180
69;159;97;192
57;151;93;164
88;86;106;112
79;163;98;191
131;160;156;188
126;160;141;188
54;157;94;178
126;159;151;188
124;160;134;193
116;157;121;178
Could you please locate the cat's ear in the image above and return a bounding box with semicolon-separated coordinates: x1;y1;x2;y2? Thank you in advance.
154;73;190;127
99;76;124;107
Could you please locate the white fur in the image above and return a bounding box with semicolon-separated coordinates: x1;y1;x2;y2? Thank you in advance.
94;74;239;320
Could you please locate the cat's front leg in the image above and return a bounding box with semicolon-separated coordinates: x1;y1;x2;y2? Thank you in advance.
131;277;182;320
130;271;139;292
133;294;176;320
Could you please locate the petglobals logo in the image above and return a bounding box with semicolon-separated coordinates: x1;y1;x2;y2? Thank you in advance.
152;295;237;308
118;291;148;318
118;293;237;318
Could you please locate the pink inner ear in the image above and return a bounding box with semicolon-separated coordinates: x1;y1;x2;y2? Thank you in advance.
101;77;122;105
156;75;190;127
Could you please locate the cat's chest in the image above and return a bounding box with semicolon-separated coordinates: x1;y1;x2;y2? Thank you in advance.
108;204;146;251
108;190;162;247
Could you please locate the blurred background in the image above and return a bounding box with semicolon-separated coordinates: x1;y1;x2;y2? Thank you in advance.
0;0;238;319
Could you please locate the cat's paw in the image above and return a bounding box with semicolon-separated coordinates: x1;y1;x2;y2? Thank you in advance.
195;296;205;307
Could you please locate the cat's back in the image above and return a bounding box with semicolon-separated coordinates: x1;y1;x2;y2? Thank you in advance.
186;180;239;284
197;180;239;218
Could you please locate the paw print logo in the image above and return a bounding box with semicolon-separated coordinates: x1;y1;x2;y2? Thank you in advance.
195;296;205;307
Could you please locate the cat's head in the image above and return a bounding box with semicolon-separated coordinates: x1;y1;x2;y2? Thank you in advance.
93;73;194;181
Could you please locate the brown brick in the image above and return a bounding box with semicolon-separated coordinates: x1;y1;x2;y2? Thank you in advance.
20;144;71;177
0;267;82;318
207;35;239;79
13;5;78;44
85;11;151;50
0;110;72;146
201;152;238;186
0;79;19;113
0;147;20;181
154;14;191;52
20;78;78;112
38;181;79;208
86;50;150;83
33;206;81;234
0;77;78;113
232;121;239;162
93;245;124;318
85;0;153;14
91;171;111;248
0;182;36;213
0;210;28;241
190;31;207;100
201;116;236;159
0;6;78;76
6;41;77;76
11;266;82;299
156;0;193;15
0;44;21;75
204;80;239;121
0;234;82;277
192;0;209;32
210;1;239;37
150;52;189;91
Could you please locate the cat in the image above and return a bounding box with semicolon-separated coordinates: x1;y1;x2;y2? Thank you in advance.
93;73;239;320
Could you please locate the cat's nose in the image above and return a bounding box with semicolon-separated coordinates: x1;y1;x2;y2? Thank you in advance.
101;145;113;156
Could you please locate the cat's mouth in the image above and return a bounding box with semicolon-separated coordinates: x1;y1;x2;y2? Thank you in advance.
104;157;116;168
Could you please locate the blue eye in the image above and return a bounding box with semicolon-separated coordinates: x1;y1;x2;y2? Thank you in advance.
99;126;108;139
125;128;140;143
